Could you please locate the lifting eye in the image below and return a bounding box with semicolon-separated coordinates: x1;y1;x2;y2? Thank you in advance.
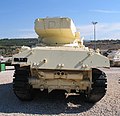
43;59;47;63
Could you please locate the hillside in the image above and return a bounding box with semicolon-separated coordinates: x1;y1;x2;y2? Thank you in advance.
0;38;120;56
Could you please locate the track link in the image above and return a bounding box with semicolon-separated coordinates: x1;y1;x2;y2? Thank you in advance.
13;67;33;101
86;68;107;103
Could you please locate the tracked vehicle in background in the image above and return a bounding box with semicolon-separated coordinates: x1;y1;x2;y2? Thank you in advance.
12;17;110;103
107;49;120;67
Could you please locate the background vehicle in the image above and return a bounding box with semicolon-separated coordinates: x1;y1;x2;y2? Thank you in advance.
107;49;120;67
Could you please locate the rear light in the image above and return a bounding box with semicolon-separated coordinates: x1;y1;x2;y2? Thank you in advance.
14;58;27;62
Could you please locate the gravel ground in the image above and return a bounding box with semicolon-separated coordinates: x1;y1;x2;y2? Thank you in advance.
0;67;120;116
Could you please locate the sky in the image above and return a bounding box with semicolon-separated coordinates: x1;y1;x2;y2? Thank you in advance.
0;0;120;40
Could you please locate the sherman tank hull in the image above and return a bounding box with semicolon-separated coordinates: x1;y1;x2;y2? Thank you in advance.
12;46;109;102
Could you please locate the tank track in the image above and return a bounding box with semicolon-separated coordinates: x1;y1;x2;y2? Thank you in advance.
13;66;33;101
86;68;107;103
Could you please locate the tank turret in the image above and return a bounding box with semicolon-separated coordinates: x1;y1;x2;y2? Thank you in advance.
34;17;80;45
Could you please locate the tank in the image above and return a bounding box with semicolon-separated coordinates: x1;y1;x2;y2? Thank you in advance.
107;49;120;67
12;17;110;103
